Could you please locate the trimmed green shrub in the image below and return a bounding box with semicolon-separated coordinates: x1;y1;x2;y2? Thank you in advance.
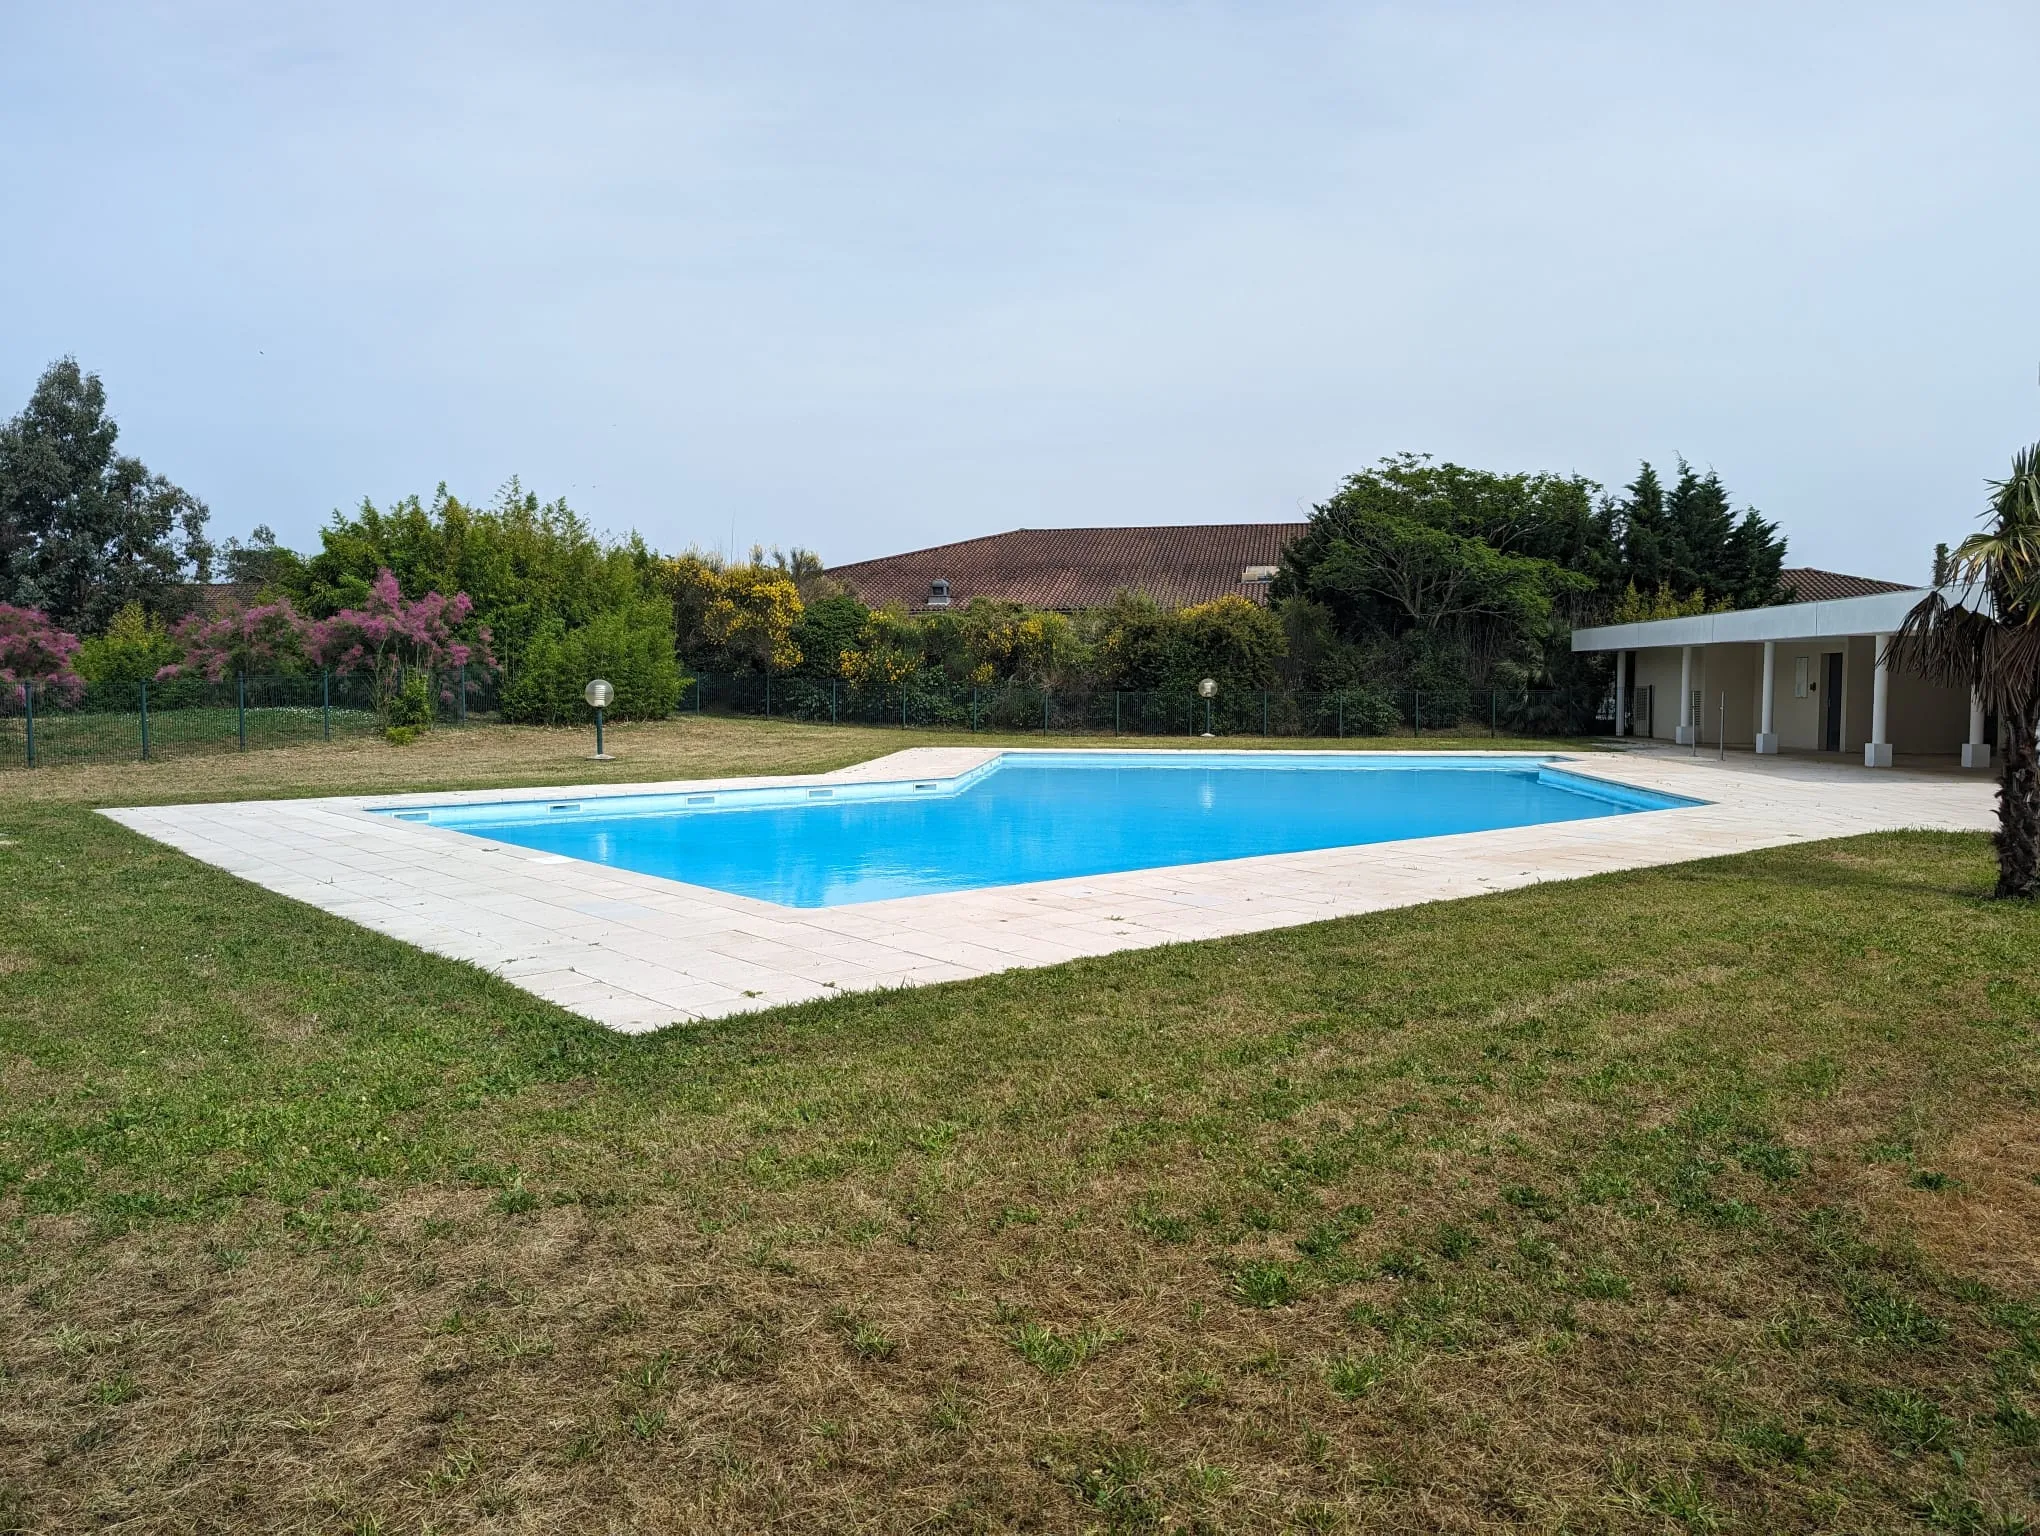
385;672;435;729
500;605;683;725
75;601;181;683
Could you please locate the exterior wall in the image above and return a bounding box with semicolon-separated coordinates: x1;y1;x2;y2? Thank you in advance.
1702;642;1761;747
1844;636;1876;753
1630;647;1684;741
1768;641;1841;752
1888;666;1970;753
1633;643;1780;747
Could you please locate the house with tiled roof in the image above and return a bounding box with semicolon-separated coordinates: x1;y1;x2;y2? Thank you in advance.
828;524;1308;613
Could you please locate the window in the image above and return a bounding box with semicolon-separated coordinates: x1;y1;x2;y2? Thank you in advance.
926;579;951;609
1793;656;1810;698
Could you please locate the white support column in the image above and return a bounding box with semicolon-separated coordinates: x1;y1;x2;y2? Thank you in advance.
1756;640;1778;754
1963;689;1991;769
1864;632;1893;767
1675;646;1696;745
1613;650;1627;738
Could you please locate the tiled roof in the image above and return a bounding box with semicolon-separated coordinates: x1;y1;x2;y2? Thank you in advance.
828;524;1310;611
165;580;266;616
1777;567;1915;604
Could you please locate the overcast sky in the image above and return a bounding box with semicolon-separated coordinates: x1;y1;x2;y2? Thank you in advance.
5;2;2037;580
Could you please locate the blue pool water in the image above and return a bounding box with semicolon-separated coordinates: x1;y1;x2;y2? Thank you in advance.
379;752;1696;908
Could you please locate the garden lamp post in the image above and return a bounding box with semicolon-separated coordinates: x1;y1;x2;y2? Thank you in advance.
1199;677;1217;737
585;678;614;760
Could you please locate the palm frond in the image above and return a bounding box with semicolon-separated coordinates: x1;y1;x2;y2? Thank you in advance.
1893;442;2040;712
1889;589;1989;690
1952;443;2040;623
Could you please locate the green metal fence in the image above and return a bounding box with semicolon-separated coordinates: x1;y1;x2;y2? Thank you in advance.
0;668;490;769
1;665;1591;771
682;674;1587;741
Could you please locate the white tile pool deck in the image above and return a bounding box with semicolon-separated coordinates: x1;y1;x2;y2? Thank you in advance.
103;747;1996;1034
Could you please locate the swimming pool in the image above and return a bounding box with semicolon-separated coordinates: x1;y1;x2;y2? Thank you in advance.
378;752;1697;909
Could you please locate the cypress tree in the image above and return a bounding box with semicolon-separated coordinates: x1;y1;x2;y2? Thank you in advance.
1616;459;1785;609
1664;460;1735;596
1617;462;1669;590
1721;508;1787;607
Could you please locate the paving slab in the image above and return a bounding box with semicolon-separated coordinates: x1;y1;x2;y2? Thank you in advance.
102;745;1995;1034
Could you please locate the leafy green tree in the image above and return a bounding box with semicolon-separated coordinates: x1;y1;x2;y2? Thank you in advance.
291;481;649;677
1611;582;1712;623
1173;595;1285;692
789;594;870;680
219;524;306;591
1087;591;1284;697
1275;454;1684;724
499;603;683;724
0;358;213;631
74;600;182;682
1283;454;1616;595
1303;512;1588;639
1091;590;1181;689
1277;457;1604;644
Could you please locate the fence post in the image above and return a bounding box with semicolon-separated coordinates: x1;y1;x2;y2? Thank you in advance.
1491;689;1497;739
698;674;705;716
1337;692;1344;740
140;680;150;761
458;663;467;725
901;687;907;729
1042;688;1049;733
322;670;331;739
765;673;772;718
1262;689;1269;736
1114;690;1120;736
831;679;838;725
1413;689;1421;738
237;672;247;750
23;683;34;768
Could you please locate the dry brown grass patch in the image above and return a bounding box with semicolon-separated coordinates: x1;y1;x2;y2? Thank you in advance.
1848;1114;2040;1291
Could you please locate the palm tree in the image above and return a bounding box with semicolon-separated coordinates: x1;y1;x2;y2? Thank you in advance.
1890;443;2040;898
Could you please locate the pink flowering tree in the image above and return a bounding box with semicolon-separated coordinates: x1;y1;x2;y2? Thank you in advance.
0;605;85;705
305;569;494;721
158;597;309;682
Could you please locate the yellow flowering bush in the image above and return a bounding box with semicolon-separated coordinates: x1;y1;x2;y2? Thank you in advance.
659;554;803;671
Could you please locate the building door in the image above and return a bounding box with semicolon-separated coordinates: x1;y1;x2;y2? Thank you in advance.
1822;653;1844;751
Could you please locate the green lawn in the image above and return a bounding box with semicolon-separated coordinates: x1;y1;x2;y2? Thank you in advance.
2;718;2037;1533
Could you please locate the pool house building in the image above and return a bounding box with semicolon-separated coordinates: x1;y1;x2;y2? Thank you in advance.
1571;574;1993;769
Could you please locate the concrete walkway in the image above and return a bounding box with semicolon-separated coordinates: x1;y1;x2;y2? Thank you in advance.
103;748;1996;1034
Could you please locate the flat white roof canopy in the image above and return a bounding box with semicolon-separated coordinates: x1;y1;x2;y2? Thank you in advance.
1572;587;1933;652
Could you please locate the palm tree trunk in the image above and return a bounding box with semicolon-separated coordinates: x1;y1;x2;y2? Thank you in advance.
1996;702;2040;898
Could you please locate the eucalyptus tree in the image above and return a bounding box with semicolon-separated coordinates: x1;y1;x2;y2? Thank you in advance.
1892;444;2040;897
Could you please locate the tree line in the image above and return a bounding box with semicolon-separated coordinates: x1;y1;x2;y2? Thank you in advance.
1;357;1793;735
